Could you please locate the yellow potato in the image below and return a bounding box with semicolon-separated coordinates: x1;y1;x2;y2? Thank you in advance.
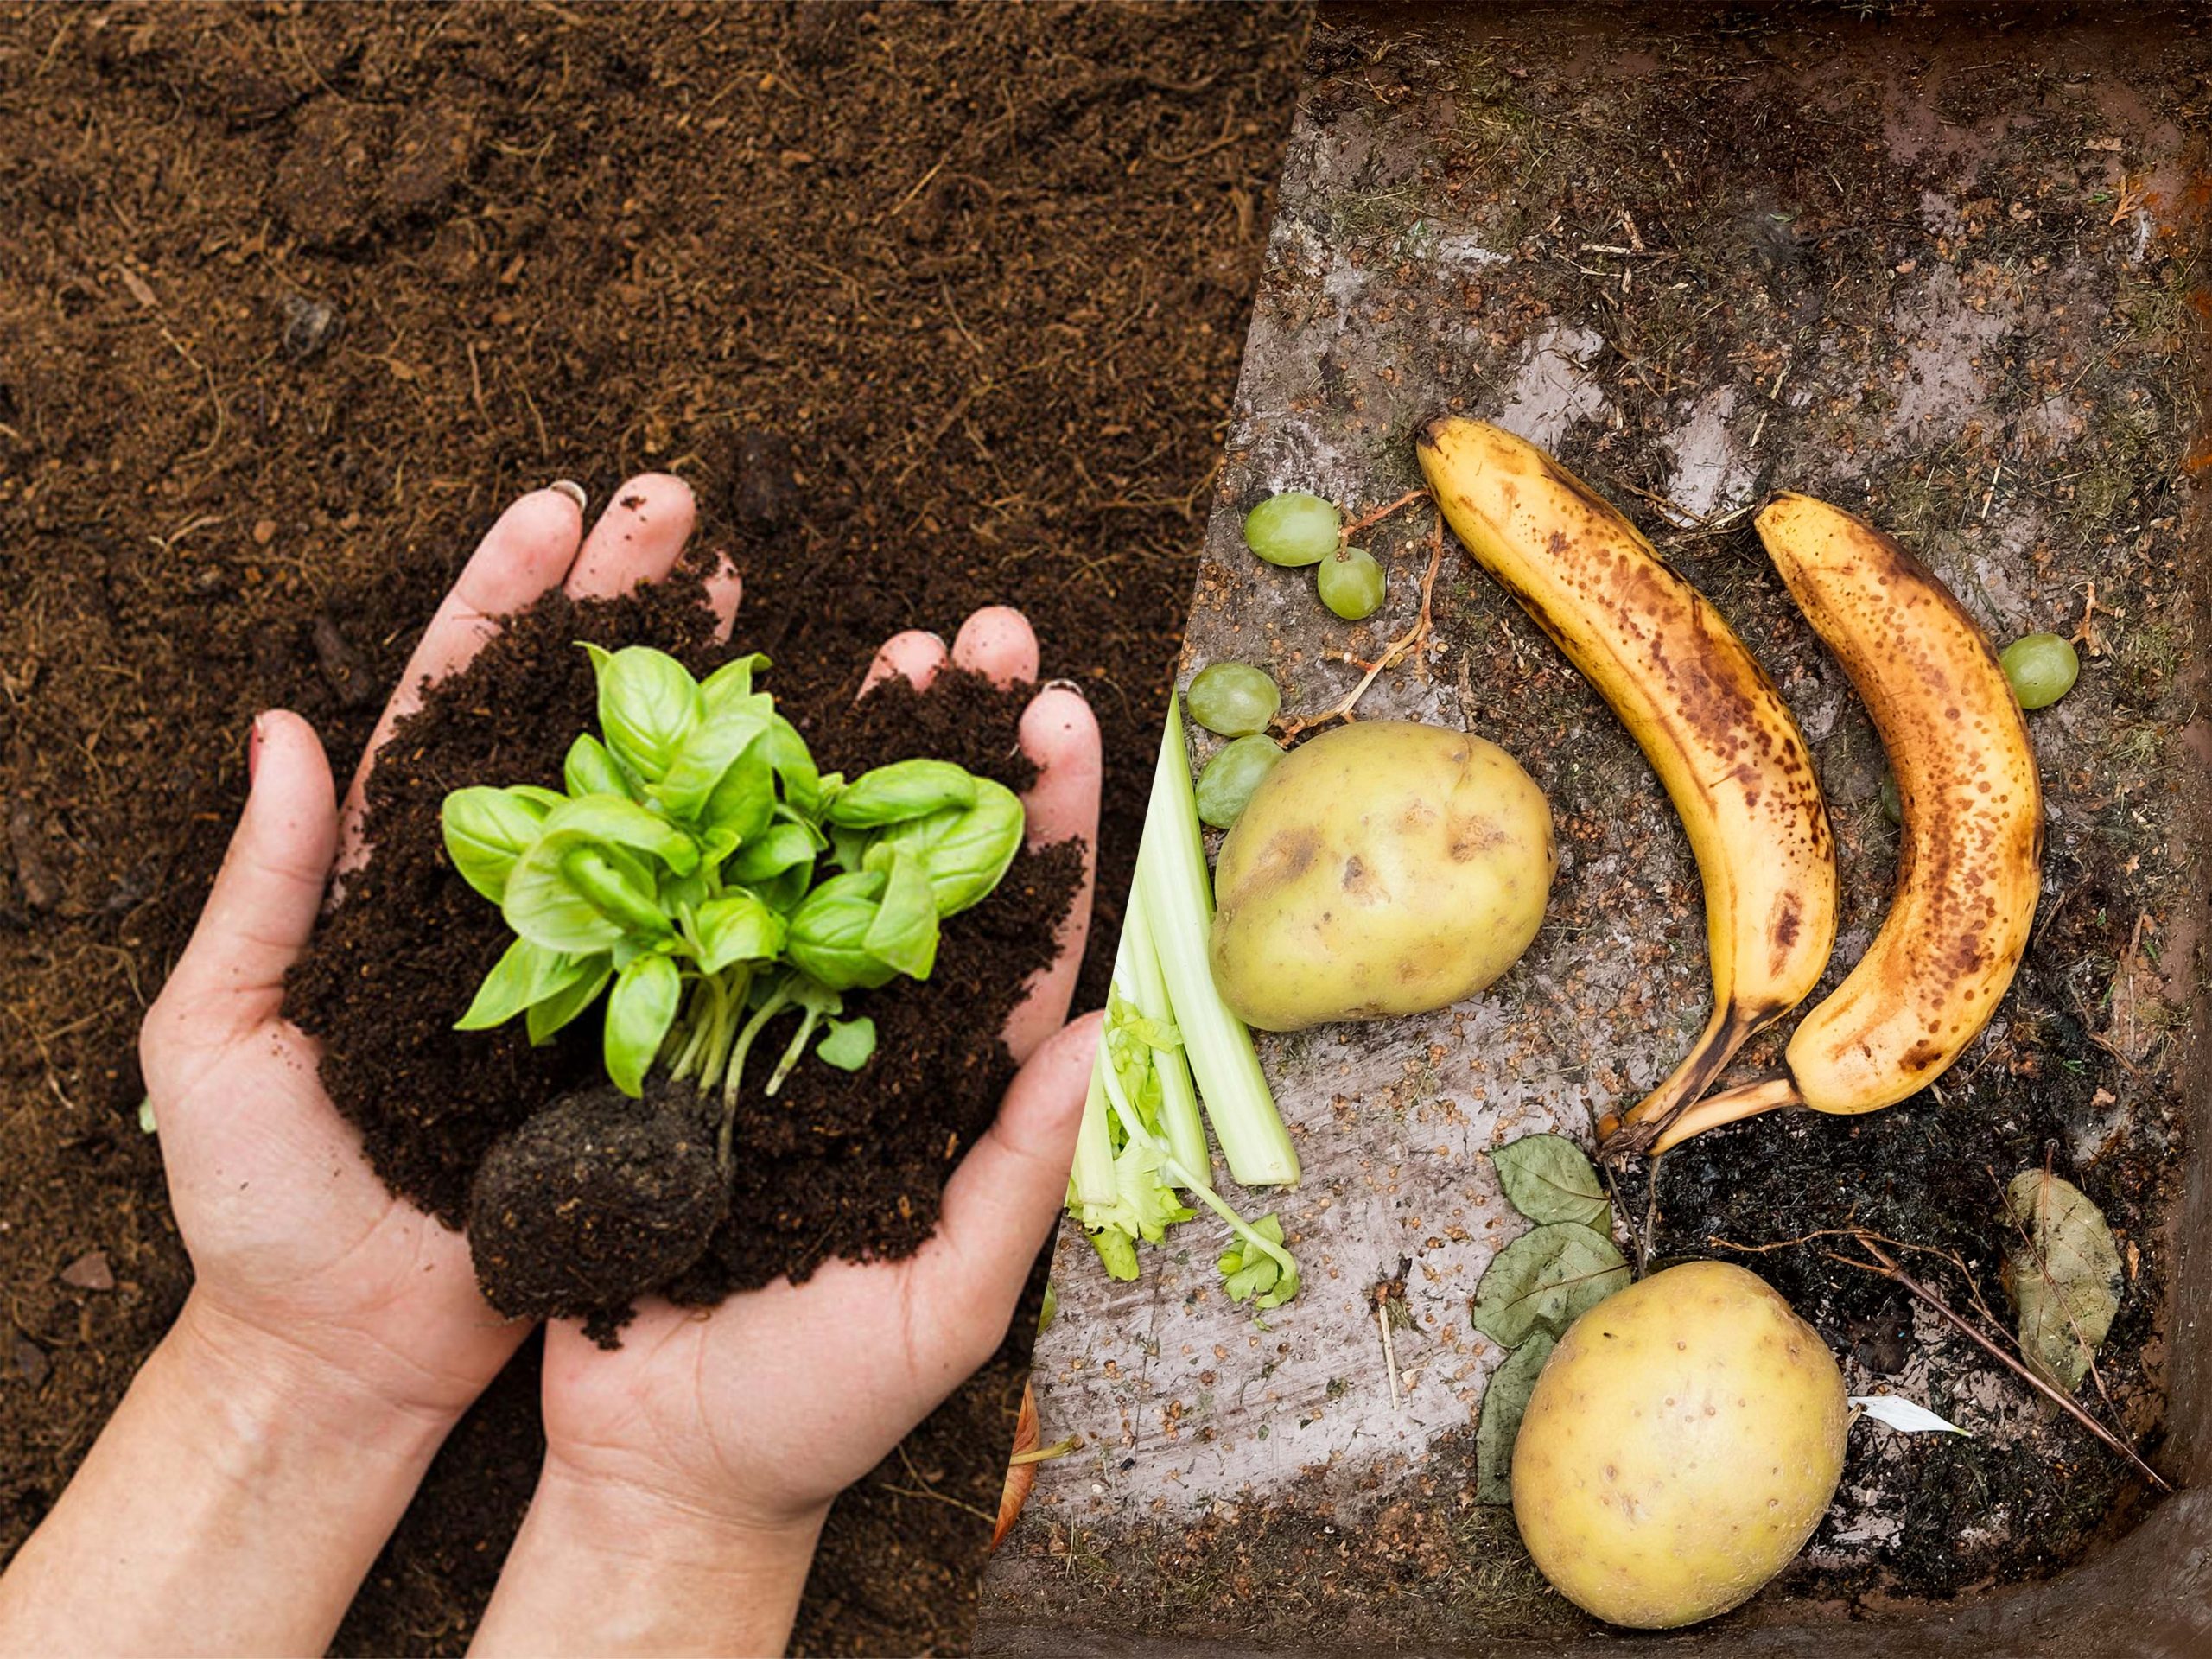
1511;1262;1848;1629
1208;721;1553;1030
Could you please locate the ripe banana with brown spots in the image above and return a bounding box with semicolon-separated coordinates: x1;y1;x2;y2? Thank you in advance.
1414;418;1838;1152
1642;494;2043;1156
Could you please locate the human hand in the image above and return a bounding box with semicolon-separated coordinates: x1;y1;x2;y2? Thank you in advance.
472;612;1101;1656
140;474;733;1426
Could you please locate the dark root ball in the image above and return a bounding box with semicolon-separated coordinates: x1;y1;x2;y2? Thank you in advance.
467;1083;728;1331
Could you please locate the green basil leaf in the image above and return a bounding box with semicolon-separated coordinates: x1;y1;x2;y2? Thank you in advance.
1474;1333;1556;1505
563;734;633;799
867;778;1026;916
693;890;787;974
764;715;821;815
726;819;819;884
1490;1134;1611;1229
1470;1223;1630;1348
563;847;674;938
511;785;570;811
702;751;776;844
862;848;940;981
816;1015;876;1071
829;825;873;873
604;952;683;1097
455;937;583;1031
525;956;614;1046
825;759;979;829
786;869;896;991
756;863;815;917
535;794;700;876
441;786;554;904
700;652;772;712
652;693;773;820
583;643;702;782
504;838;664;955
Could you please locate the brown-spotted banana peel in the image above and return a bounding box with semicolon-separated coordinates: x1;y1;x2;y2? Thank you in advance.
1637;494;2043;1156
1414;418;1839;1154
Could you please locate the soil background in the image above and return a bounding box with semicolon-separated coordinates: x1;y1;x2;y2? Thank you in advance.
0;4;1308;1653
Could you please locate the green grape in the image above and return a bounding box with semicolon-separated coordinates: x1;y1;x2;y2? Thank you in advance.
1317;546;1385;620
1186;662;1281;738
1999;632;2080;710
1195;735;1285;830
1243;491;1340;567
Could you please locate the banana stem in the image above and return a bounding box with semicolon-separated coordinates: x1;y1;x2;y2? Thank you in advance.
1648;1073;1802;1157
1603;1002;1756;1141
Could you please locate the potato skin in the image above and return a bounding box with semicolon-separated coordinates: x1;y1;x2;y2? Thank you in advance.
1207;721;1554;1031
1510;1262;1848;1630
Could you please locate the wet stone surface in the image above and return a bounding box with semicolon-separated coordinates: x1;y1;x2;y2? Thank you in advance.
985;6;2209;1648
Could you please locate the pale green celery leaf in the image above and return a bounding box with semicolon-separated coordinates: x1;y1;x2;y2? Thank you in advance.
1475;1334;1557;1503
1085;1225;1140;1281
1471;1223;1630;1347
1490;1133;1612;1229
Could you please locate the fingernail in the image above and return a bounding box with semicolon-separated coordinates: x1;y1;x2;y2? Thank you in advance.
248;714;268;783
550;479;588;511
1040;678;1089;701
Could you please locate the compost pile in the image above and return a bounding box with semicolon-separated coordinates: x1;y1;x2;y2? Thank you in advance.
288;563;1081;1332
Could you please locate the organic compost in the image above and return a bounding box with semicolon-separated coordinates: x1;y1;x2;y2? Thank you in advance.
0;4;1308;1652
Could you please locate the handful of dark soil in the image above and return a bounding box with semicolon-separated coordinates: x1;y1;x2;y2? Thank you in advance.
288;564;1081;1340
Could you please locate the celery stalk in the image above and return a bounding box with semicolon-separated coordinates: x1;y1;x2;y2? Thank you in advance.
1070;1052;1118;1211
1122;890;1210;1185
1135;694;1300;1186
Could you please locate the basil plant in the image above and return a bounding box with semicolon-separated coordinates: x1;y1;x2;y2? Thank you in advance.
441;645;1023;1153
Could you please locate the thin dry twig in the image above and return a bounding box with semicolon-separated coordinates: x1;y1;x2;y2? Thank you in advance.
1833;1234;2169;1494
1281;509;1446;737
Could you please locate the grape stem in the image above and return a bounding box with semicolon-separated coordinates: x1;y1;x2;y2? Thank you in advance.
1281;507;1446;739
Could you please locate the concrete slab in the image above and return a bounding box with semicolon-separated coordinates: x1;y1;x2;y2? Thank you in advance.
983;5;2208;1649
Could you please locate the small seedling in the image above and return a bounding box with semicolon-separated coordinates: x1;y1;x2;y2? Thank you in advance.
442;644;1025;1166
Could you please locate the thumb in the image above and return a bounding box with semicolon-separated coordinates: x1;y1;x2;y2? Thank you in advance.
919;1013;1102;1327
149;712;337;1054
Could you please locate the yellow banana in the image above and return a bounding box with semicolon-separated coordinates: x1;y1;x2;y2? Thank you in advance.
1414;418;1838;1147
1647;494;2044;1155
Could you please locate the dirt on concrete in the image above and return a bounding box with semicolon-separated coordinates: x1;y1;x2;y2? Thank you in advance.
986;3;2209;1648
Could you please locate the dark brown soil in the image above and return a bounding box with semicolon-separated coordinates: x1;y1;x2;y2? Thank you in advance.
468;1081;729;1325
0;3;1309;1652
287;565;1081;1338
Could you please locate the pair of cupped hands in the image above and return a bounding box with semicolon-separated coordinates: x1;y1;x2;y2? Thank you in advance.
130;478;1098;1651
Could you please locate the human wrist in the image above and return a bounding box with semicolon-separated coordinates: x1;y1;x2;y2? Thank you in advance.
164;1289;467;1461
472;1454;827;1656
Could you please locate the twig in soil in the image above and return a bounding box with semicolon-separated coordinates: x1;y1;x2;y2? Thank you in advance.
1826;1233;2170;1495
880;1444;1001;1525
1281;510;1446;738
